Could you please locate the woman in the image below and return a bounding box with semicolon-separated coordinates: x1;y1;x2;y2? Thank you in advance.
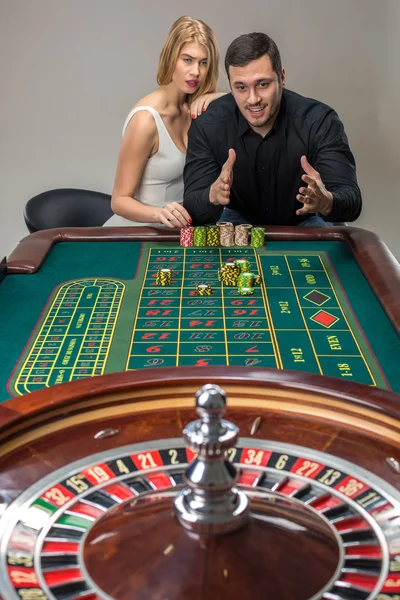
104;16;222;228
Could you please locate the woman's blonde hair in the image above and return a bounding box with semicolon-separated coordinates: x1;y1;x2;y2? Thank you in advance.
157;16;219;101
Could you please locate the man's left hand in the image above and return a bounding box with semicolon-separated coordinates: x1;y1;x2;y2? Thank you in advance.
296;156;333;216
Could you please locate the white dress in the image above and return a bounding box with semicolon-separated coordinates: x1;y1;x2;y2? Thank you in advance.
103;106;186;227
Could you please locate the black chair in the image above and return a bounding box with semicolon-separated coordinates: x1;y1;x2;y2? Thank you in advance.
24;188;114;233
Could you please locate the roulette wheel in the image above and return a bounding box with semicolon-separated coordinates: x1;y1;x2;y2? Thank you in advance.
0;367;400;600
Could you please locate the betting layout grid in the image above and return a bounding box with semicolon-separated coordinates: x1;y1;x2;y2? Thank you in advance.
127;245;388;389
1;439;400;599
11;280;124;395
128;246;275;369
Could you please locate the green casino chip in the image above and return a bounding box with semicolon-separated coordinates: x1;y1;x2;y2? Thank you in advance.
251;227;265;248
193;226;207;247
235;259;251;273
238;286;255;295
237;272;255;287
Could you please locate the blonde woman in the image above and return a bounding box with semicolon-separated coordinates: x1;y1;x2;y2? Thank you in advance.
104;16;222;228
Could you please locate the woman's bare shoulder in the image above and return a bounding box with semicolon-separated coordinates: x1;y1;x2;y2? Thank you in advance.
130;89;166;112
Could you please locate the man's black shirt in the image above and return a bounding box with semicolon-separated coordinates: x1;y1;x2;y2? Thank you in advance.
183;89;362;225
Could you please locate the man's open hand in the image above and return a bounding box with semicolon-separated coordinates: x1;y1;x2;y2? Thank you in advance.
209;149;236;206
296;156;333;216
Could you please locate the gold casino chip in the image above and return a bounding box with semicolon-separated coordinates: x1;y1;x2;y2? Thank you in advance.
196;283;213;296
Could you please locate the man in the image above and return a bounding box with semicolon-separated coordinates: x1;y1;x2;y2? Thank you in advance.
183;32;362;226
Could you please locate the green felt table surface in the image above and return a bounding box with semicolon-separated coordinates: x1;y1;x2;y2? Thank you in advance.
0;239;399;401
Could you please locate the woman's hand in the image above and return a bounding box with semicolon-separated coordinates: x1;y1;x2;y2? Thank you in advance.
190;92;226;118
157;202;192;228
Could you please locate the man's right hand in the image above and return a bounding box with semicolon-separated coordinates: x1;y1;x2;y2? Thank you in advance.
209;149;236;206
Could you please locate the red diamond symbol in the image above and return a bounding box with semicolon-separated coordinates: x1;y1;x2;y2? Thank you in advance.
310;310;339;328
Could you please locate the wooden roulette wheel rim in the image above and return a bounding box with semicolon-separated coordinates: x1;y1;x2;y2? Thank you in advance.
0;367;400;600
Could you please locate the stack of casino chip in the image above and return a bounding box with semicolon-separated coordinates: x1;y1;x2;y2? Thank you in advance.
218;264;239;281
235;258;251;273
196;283;213;296
238;286;255;295
254;274;262;285
225;261;241;277
235;224;252;246
237;272;255;288
251;227;265;248
155;268;173;286
193;226;207;247
219;261;240;286
206;225;220;247
217;222;235;247
180;226;194;247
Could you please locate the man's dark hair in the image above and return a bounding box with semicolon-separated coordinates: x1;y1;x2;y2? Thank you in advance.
225;32;282;80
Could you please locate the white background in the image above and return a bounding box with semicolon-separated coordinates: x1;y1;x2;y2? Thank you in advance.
1;0;399;258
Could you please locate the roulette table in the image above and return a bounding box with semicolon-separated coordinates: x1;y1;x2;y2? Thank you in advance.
0;367;400;600
0;225;399;400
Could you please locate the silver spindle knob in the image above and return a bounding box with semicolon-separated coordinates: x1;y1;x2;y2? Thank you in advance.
174;384;249;535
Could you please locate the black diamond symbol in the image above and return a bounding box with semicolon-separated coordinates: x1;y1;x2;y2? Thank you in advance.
303;290;331;306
